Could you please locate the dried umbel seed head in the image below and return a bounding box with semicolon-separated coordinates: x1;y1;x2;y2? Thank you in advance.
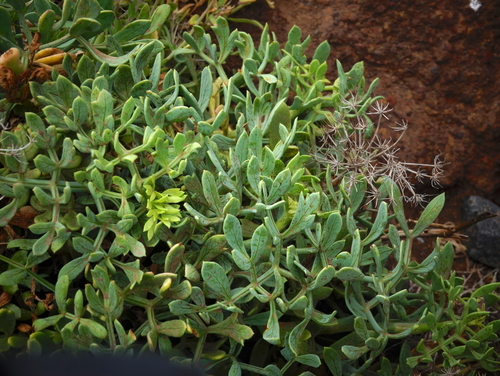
0;48;25;76
314;97;447;206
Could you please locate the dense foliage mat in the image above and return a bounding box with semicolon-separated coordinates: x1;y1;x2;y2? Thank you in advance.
0;0;499;375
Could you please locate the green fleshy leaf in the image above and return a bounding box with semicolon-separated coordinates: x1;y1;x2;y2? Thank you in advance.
202;170;222;217
324;347;342;376
282;192;320;238
69;17;101;37
313;40;331;63
33;155;57;173
224;215;247;257
266;169;292;205
263;301;280;346
55;274;69;314
336;267;364;281
80;318;107;338
59;255;89;280
201;261;231;300
0;309;16;336
250;224;269;263
195;235;227;266
361;201;387;245
114;20;151;43
0;199;19;227
295;354;321;368
146;4;171;34
411;193;445;238
0;269;27;287
158;320;187;337
206;313;253;345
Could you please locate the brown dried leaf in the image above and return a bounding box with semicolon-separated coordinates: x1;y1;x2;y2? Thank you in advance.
0;225;18;241
0;291;12;307
24;294;36;307
30;278;36;294
17;323;33;333
9;206;40;229
27;67;49;84
0;66;15;91
29;32;41;61
41;293;55;311
0;66;30;103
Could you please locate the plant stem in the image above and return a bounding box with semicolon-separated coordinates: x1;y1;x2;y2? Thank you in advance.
0;254;56;291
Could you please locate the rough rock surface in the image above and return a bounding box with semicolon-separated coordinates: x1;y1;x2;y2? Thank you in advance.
462;196;500;268
237;0;500;225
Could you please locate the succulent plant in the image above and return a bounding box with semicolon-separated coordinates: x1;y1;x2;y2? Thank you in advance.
0;1;499;375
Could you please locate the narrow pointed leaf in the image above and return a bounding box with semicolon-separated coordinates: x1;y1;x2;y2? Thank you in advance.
411;193;445;238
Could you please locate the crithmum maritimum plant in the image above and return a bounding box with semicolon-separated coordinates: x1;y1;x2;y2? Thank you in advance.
0;1;499;375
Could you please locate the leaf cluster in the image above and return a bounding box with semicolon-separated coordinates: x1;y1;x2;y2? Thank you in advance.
0;1;499;375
